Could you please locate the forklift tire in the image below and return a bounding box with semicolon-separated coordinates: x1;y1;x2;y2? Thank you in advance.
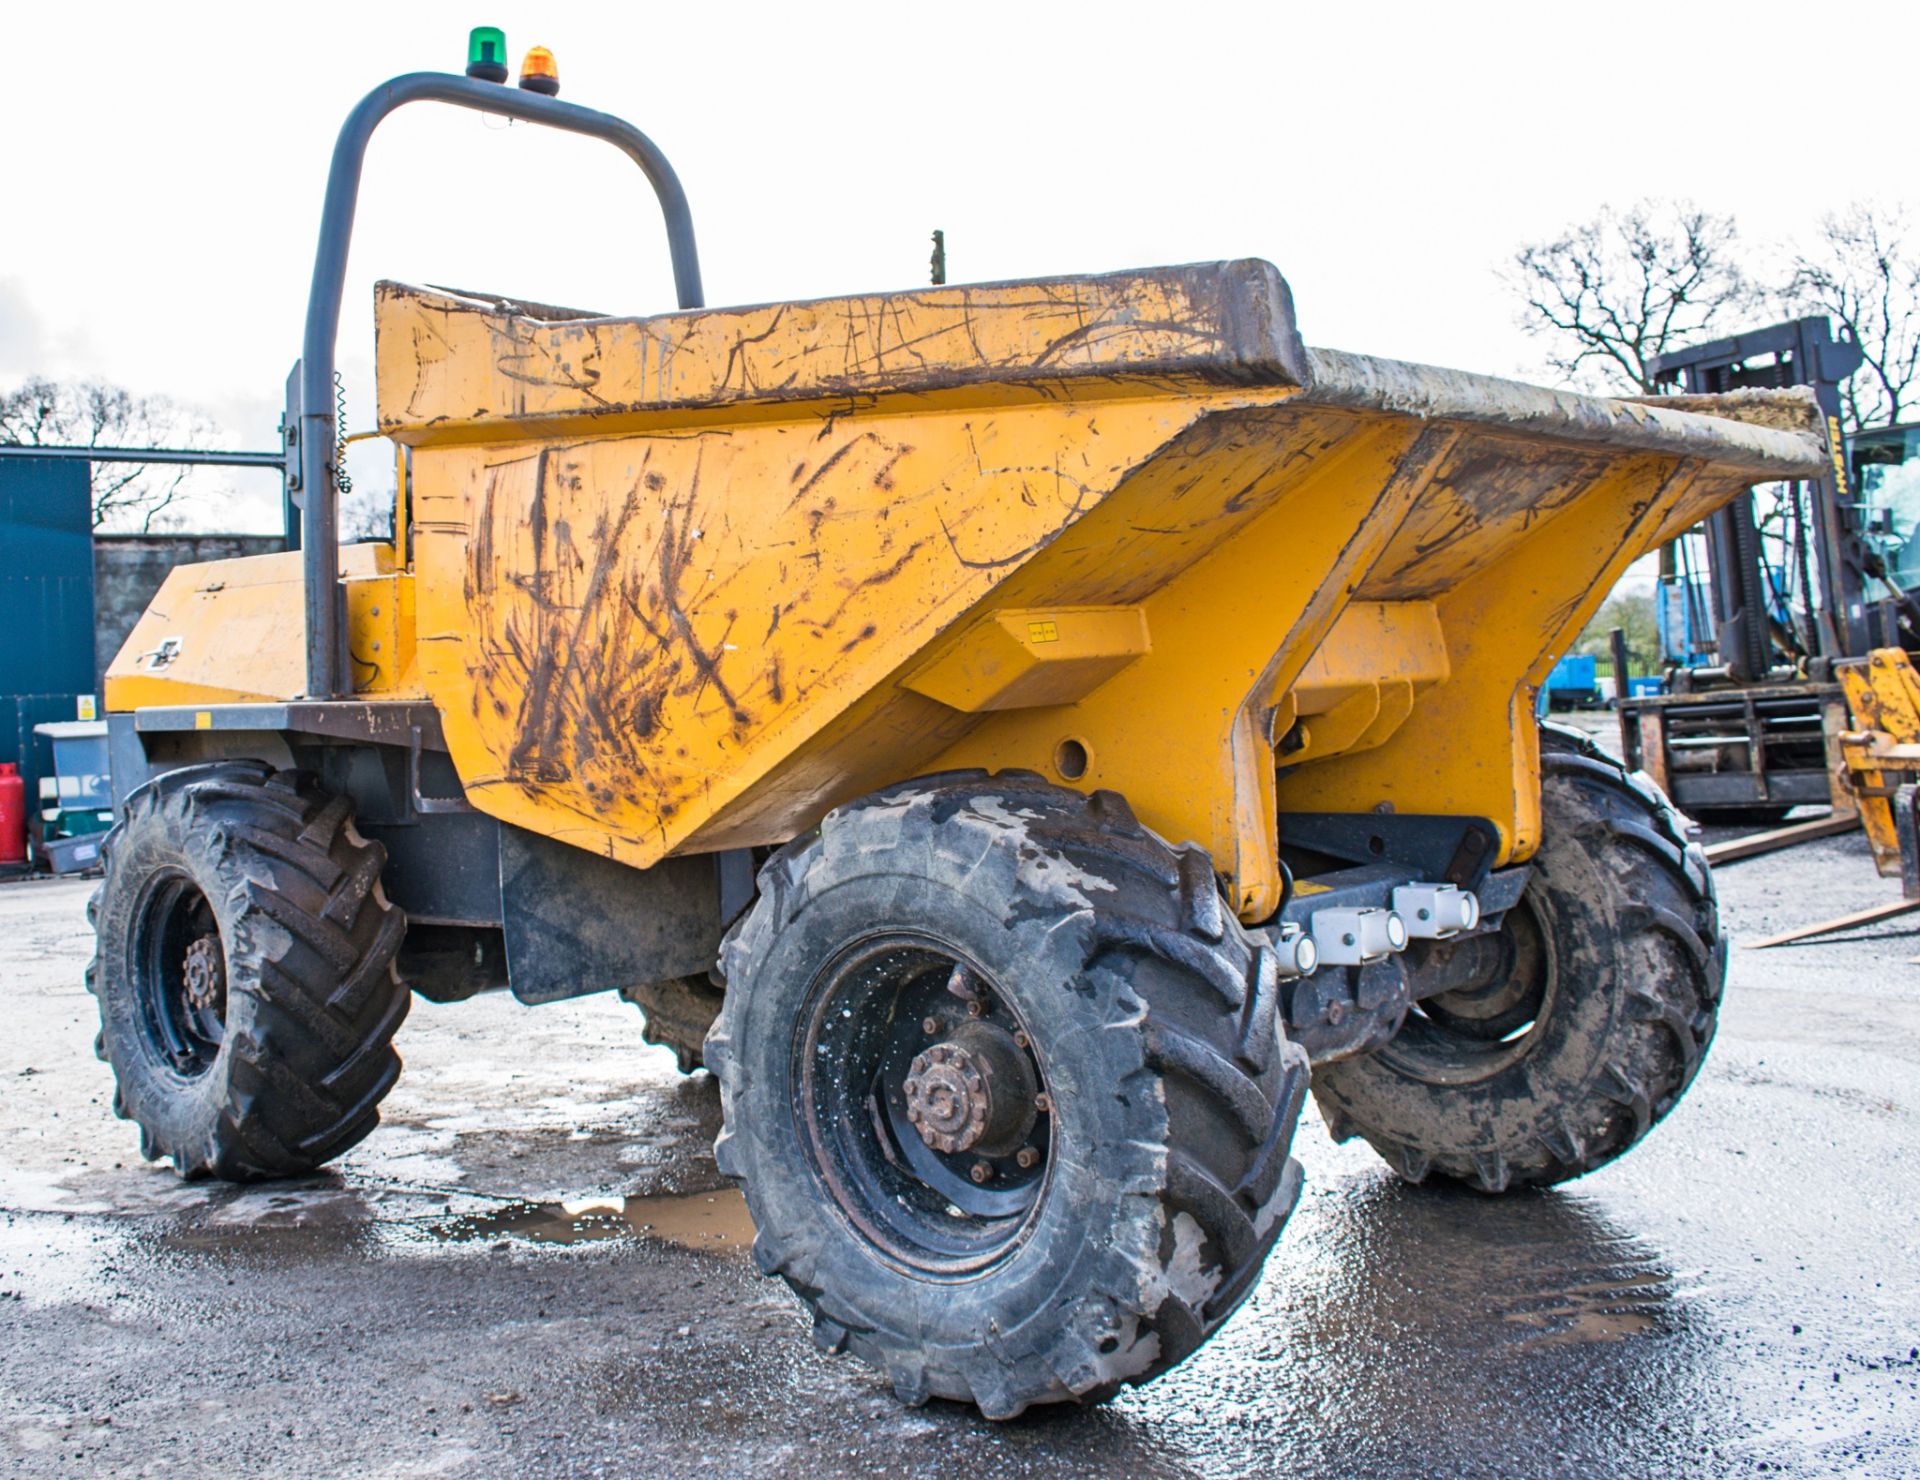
705;772;1310;1418
619;974;724;1073
1311;722;1722;1193
87;762;408;1180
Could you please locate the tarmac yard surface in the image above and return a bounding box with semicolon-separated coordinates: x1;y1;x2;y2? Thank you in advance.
2;824;1917;1477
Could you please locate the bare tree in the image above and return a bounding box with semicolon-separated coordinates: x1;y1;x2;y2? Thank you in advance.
1508;202;1752;393
340;478;394;542
1781;203;1920;433
0;375;218;530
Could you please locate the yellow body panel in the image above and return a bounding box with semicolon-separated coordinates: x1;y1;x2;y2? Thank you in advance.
1285;448;1704;860
408;394;1254;861
900;607;1151;713
108;261;1828;921
105;542;425;710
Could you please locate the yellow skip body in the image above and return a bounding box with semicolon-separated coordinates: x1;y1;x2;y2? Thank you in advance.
107;260;1825;920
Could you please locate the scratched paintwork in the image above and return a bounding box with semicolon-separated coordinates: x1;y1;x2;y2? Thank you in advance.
108;260;1830;921
414;398;1208;860
376;260;1309;444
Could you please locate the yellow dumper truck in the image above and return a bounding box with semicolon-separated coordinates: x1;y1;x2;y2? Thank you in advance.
89;49;1827;1417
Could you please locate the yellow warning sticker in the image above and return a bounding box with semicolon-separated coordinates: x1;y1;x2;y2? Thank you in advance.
1292;880;1332;896
1027;619;1060;644
194;712;213;731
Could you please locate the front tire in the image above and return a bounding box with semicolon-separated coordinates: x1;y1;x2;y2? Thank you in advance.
87;763;409;1180
705;773;1310;1418
1311;723;1722;1192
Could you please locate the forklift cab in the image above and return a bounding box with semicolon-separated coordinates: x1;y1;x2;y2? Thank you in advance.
1853;422;1920;593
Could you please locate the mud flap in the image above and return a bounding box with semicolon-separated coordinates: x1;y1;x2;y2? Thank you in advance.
499;825;725;1003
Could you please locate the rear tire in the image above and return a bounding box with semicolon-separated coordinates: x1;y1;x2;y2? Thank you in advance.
1311;723;1722;1192
705;772;1310;1418
87;763;409;1180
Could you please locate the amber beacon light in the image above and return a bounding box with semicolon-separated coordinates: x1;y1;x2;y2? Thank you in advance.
518;46;560;95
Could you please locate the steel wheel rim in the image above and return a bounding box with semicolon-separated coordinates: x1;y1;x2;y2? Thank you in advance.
794;935;1054;1278
129;871;227;1079
1376;895;1554;1085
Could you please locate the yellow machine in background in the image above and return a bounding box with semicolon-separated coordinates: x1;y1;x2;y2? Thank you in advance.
87;39;1829;1422
1739;647;1920;949
1836;648;1920;875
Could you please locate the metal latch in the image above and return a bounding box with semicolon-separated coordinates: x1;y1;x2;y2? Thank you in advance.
137;637;183;670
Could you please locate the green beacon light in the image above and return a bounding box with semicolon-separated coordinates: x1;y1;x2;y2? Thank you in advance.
466;26;509;83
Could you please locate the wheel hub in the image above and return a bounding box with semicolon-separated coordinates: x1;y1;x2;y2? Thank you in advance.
182;935;226;1016
904;1022;1036;1156
798;940;1052;1275
1418;903;1547;1043
131;875;228;1080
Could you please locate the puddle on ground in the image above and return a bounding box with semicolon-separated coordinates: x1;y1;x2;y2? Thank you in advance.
1492;1269;1671;1348
432;1187;755;1257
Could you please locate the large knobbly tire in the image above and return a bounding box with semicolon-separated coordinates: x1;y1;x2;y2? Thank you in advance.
618;974;724;1073
87;762;409;1180
1311;722;1723;1193
705;771;1310;1419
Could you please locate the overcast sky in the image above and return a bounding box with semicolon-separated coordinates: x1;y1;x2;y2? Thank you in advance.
2;1;1914;531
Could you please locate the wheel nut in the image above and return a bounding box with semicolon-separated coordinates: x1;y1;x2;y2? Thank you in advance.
1013;1030;1030;1050
969;1161;993;1184
1016;1147;1039;1169
1034;1093;1052;1115
921;1016;941;1035
966;999;985;1018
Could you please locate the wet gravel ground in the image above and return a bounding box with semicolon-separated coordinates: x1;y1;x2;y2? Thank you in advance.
2;761;1917;1474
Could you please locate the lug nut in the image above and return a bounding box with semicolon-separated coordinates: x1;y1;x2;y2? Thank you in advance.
1016;1147;1039;1169
1033;1093;1052;1115
921;1016;941;1035
1013;1030;1030;1050
969;1161;993;1184
966;999;985;1018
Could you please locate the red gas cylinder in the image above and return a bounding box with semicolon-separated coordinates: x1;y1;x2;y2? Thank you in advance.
0;763;25;867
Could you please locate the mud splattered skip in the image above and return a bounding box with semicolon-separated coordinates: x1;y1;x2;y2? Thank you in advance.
433;1187;755;1256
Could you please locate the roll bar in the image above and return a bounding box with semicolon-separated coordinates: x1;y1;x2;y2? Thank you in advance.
295;72;704;698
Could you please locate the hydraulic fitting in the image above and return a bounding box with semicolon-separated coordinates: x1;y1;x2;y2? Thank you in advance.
1270;922;1319;979
1392;883;1481;939
1310;907;1408;966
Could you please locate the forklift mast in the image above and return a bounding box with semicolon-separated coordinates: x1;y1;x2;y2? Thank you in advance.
1612;317;1888;822
1647;317;1867;673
